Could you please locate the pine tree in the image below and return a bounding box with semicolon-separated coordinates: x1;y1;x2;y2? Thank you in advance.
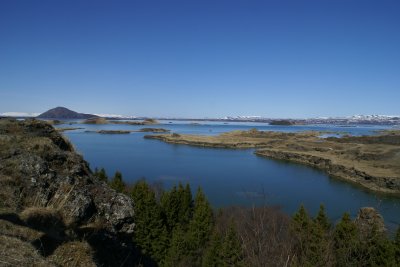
395;226;400;263
93;167;108;182
202;230;223;267
187;187;214;263
333;212;359;266
359;222;396;266
203;221;244;267
161;183;194;232
163;226;191;267
130;180;168;263
178;183;193;226
109;171;125;193
161;185;180;230
307;204;332;265
290;204;312;264
220;222;244;267
314;204;331;231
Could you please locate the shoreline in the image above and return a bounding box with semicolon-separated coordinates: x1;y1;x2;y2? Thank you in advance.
144;130;400;195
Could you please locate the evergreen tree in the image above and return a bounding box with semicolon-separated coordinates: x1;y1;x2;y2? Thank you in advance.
308;204;332;265
314;204;331;231
291;204;330;266
203;221;244;267
358;222;396;266
109;171;125;193
163;226;191;267
202;230;223;267
161;185;180;230
93;167;108;182
161;183;194;232
220;222;244;267
178;183;193;226
187;187;214;263
130;180;168;262
290;204;311;264
395;226;400;263
333;212;359;266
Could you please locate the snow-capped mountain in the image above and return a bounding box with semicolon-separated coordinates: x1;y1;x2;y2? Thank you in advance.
0;112;40;117
94;114;136;119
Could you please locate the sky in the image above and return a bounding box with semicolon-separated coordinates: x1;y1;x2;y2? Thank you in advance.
0;0;399;118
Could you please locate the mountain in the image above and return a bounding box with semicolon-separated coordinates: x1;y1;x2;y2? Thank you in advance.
37;107;98;119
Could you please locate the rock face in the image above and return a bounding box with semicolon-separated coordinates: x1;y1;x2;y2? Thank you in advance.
0;118;137;266
37;107;97;119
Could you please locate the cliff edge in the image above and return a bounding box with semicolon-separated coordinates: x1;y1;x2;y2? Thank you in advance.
0;119;138;266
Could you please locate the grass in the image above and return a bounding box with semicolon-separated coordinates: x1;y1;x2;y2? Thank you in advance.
0;208;97;266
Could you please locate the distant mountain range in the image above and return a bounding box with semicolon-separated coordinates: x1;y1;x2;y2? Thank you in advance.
37;107;98;119
1;107;399;125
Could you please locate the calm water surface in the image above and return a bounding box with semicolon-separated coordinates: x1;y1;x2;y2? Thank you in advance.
59;121;400;230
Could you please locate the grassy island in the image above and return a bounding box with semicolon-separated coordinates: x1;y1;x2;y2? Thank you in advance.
82;118;159;125
138;128;170;133
269;120;296;125
96;130;132;134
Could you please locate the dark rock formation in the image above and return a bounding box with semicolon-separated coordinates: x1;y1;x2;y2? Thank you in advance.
37;107;98;119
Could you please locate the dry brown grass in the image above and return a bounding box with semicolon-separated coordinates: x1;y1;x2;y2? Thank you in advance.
0;211;98;267
49;241;96;267
19;207;65;237
0;235;51;267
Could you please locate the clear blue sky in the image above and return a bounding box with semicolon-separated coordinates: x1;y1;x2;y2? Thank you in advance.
0;0;399;118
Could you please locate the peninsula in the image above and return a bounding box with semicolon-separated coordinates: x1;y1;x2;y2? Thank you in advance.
145;129;400;195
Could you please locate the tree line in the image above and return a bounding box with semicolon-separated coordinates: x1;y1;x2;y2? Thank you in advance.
94;168;400;266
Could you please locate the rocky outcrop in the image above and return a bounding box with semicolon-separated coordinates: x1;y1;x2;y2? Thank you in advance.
0;118;137;266
0;118;134;233
355;207;386;234
255;149;400;195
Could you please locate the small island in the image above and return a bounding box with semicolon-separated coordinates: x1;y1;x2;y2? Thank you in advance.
82;117;109;124
138;128;170;133
84;130;132;134
96;130;132;134
269;120;296;126
82;117;159;125
56;127;84;132
112;118;159;125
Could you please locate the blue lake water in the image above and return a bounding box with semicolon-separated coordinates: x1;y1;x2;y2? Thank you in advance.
59;121;400;230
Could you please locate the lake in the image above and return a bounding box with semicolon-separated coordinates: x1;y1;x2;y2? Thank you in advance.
59;121;400;230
